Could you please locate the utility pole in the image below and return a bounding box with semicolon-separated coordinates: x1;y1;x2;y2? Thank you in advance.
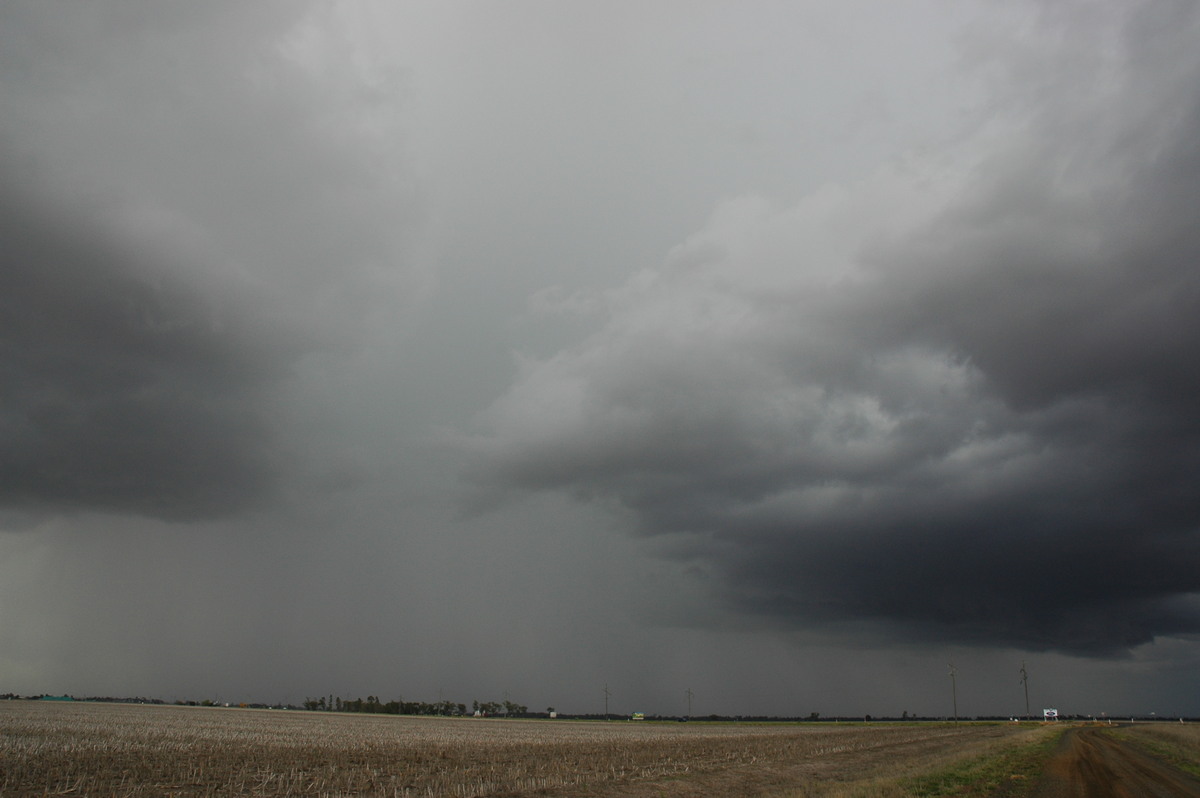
603;684;611;721
948;664;958;723
1020;662;1030;721
685;688;694;719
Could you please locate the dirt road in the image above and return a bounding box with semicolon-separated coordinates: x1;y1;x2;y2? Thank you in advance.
1029;725;1200;797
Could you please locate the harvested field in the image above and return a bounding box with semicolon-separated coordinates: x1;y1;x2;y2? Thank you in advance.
1;700;1047;796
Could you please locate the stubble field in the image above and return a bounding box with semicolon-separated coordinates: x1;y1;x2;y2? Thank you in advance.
0;700;1051;797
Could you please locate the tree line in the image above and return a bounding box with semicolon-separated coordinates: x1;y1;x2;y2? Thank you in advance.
301;695;529;717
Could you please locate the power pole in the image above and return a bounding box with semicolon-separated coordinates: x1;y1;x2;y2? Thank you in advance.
685;688;694;719
603;684;611;721
1020;662;1030;721
948;664;958;723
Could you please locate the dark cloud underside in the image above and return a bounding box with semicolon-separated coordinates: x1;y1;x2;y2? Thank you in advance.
0;180;293;520
474;2;1200;655
0;1;413;522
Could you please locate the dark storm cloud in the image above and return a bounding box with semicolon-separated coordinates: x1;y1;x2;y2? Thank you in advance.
0;174;299;521
0;1;416;522
473;2;1200;655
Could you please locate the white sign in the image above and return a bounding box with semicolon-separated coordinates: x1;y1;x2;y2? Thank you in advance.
1043;708;1058;720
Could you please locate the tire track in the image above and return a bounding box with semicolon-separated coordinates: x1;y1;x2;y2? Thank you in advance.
1030;726;1200;797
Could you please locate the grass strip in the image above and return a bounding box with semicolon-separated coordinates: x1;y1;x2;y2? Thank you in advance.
1110;725;1200;779
897;725;1064;797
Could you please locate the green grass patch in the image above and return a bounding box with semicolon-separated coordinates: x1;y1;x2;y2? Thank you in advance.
1110;725;1200;779
899;725;1065;797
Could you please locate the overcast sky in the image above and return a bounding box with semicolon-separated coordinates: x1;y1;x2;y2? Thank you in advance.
2;0;1199;719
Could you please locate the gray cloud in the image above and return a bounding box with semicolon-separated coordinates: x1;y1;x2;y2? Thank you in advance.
473;1;1200;655
0;169;297;520
0;2;418;520
4;0;1198;718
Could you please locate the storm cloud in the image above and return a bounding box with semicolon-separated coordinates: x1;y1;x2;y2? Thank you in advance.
0;2;417;520
0;177;292;519
3;0;1199;717
473;1;1200;655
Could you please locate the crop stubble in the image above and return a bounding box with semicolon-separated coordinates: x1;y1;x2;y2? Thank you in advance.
1;701;1040;796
